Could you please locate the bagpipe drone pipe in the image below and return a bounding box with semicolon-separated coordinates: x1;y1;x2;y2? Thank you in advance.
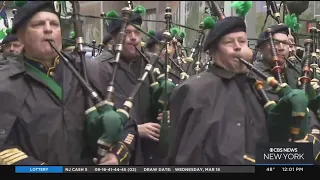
185;20;212;75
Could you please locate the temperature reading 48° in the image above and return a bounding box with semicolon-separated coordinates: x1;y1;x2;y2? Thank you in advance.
266;167;275;172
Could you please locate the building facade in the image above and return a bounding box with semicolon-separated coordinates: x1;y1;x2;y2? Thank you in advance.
1;1;320;45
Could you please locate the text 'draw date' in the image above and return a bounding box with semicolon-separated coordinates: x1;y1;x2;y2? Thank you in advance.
63;166;255;173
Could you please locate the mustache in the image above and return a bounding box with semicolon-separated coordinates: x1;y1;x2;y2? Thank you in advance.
127;43;139;46
44;38;54;41
3;51;20;57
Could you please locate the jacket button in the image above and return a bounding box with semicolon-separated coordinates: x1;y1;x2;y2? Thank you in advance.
0;129;6;135
237;123;241;127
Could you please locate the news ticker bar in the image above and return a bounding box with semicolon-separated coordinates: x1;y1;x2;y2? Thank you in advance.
14;166;255;173
12;165;319;173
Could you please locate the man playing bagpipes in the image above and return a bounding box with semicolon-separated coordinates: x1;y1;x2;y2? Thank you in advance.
92;33;113;61
88;6;171;165
254;25;302;99
1;28;24;59
166;1;320;165
167;14;267;166
253;23;320;125
144;29;186;85
0;1;103;165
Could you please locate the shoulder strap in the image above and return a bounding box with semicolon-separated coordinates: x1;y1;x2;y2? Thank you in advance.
24;62;62;101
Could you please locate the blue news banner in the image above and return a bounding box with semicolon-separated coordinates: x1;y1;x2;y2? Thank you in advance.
12;166;254;173
0;143;317;174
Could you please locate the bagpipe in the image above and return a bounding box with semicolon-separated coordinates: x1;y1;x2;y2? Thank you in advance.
304;27;320;120
185;20;210;75
144;27;188;85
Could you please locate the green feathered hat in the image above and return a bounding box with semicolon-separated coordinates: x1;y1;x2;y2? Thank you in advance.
231;1;253;18
63;31;76;49
14;1;28;8
178;31;185;43
148;29;156;37
203;16;217;30
284;13;301;33
170;27;181;38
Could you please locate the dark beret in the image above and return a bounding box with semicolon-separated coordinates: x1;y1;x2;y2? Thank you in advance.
103;33;112;45
107;13;143;34
146;30;164;49
257;24;289;47
203;16;246;51
12;1;60;33
1;34;18;45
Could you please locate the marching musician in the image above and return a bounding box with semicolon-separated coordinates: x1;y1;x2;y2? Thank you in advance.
0;1;135;165
176;32;185;58
167;16;269;165
87;8;162;165
1;31;23;59
93;33;113;61
254;25;302;99
145;30;175;60
174;31;189;73
145;30;181;84
287;33;303;70
102;33;114;52
255;24;320;130
0;1;91;165
167;14;320;165
288;33;297;55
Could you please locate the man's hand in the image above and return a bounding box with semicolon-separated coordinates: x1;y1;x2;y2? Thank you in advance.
157;111;170;121
138;122;161;141
93;153;119;165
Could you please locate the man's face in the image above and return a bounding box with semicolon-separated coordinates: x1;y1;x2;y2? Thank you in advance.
176;41;183;57
18;11;61;60
260;32;289;66
211;31;250;73
288;34;296;54
122;25;141;60
3;41;24;57
160;40;175;61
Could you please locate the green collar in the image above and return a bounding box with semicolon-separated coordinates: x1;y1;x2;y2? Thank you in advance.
24;55;60;77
